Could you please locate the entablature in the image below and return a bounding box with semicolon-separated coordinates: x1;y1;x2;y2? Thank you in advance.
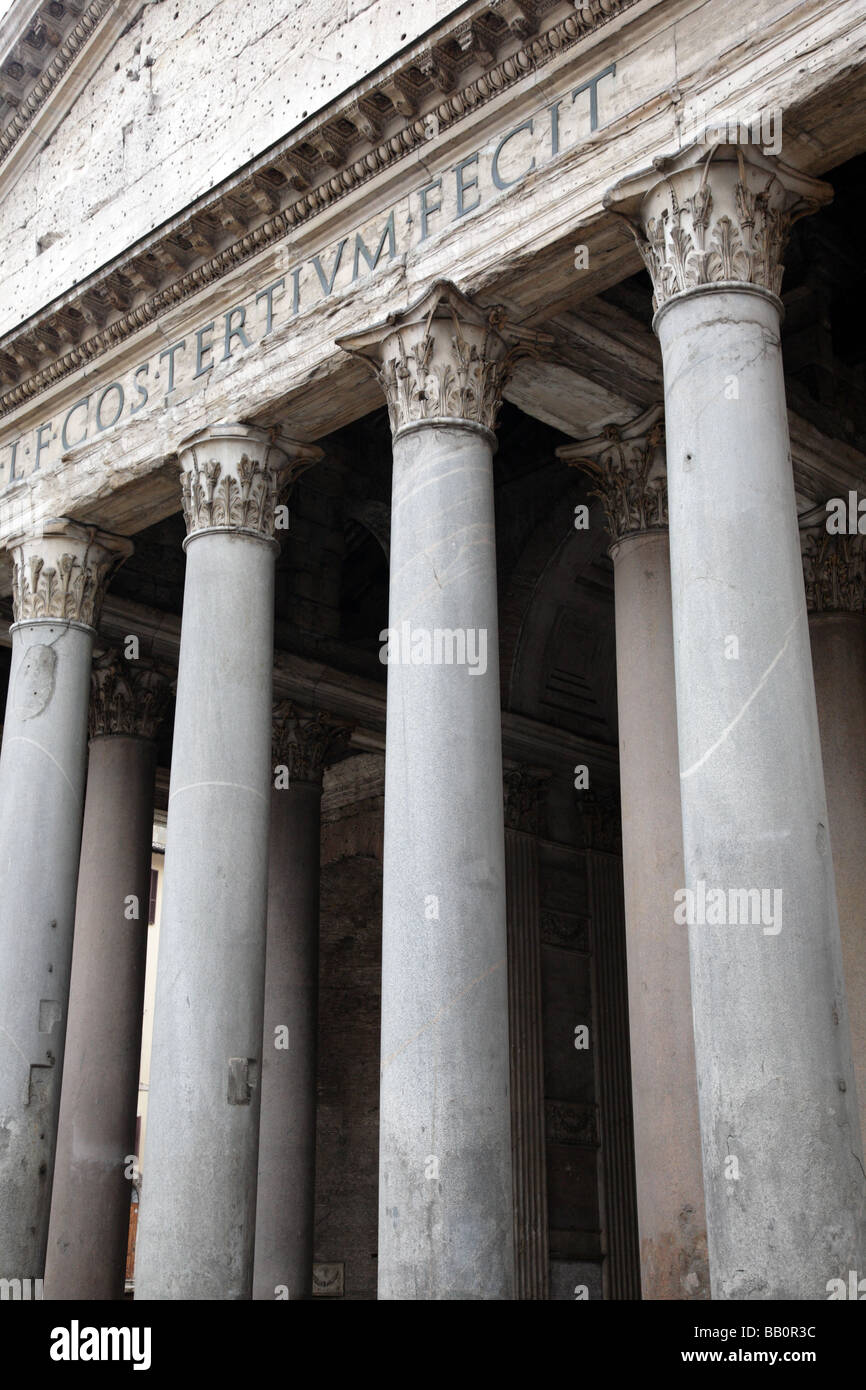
0;0;864;550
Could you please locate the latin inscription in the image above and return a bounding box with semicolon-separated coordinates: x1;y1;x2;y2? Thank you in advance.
0;64;617;484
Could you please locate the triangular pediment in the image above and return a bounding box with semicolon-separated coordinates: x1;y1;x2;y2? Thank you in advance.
0;0;124;200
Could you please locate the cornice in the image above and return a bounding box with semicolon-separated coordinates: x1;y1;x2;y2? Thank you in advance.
0;0;644;419
0;0;116;167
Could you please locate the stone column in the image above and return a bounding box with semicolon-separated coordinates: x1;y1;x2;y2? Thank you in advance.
44;652;169;1300
253;702;351;1302
559;408;708;1300
134;424;319;1301
606;143;865;1297
339;281;514;1300
0;520;132;1280
802;527;866;1143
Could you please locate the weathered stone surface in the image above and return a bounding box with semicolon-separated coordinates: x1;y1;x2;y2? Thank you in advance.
0;0;470;333
45;719;160;1300
1;0;866;1309
134;426;286;1300
656;281;865;1298
3;0;865;547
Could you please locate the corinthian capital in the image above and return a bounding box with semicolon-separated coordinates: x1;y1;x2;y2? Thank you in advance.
272;701;353;785
9;518;133;629
337;280;513;439
177;423;321;544
558;404;667;544
90;650;172;740
801;528;866;614
604;142;832;316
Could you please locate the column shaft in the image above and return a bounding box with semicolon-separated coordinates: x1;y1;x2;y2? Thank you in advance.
134;532;274;1298
660;288;864;1295
560;411;709;1299
0;623;92;1277
45;731;157;1299
809;610;866;1140
607;140;866;1298
253;779;322;1300
340;281;515;1299
612;530;707;1298
134;424;316;1299
379;420;511;1298
0;522;130;1279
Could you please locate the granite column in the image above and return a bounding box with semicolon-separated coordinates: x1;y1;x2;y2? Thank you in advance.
45;652;169;1299
802;527;866;1143
339;282;514;1299
606;143;865;1297
134;424;318;1299
253;702;350;1301
0;520;132;1280
559;407;708;1300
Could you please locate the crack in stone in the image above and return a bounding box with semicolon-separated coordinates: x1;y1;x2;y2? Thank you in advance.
680;607;801;781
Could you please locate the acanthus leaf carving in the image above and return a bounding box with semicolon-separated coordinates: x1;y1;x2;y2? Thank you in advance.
604;143;832;315
801;527;866;614
338;281;522;437
9;520;133;628
272;701;354;784
559;403;667;544
90;650;172;740
178;428;321;541
181;451;280;536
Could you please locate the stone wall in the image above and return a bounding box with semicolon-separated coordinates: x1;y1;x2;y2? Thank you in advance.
0;0;464;332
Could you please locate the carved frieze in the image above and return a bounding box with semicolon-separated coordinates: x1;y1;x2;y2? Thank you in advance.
90;651;171;740
9;518;132;629
559;403;666;543
604;143;832;315
801;528;866;614
272;701;353;785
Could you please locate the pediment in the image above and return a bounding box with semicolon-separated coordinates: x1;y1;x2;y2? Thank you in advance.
0;0;124;200
0;0;645;405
